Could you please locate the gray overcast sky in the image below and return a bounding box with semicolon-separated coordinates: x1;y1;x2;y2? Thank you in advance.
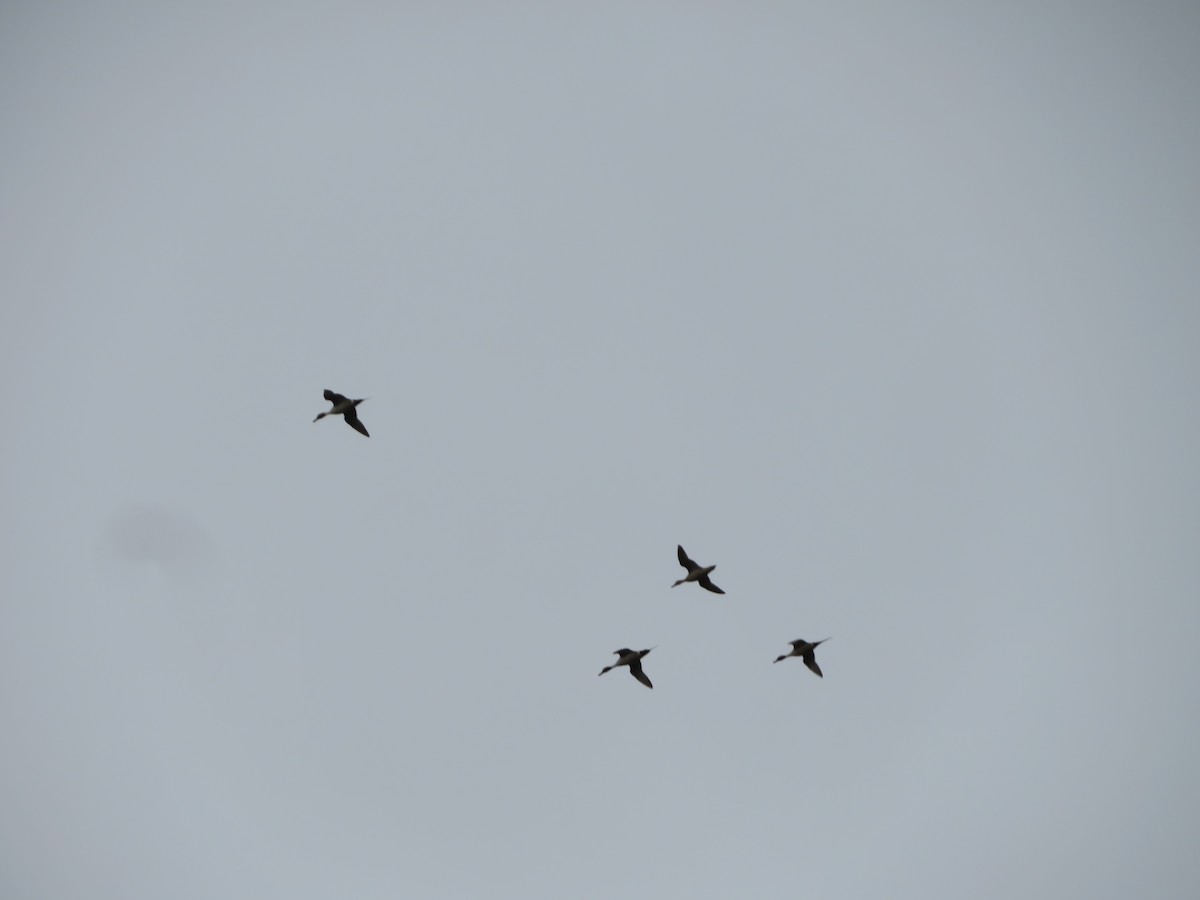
3;3;1199;898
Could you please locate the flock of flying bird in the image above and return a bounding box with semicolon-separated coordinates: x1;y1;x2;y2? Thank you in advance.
314;388;831;690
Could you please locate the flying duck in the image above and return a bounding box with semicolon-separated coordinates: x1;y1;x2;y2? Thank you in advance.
671;544;724;594
773;638;829;677
599;648;654;689
313;389;369;437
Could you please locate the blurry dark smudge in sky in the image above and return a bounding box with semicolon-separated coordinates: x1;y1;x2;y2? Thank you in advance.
103;504;216;583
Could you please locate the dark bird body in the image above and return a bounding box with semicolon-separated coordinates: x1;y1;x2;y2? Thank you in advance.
774;638;829;677
313;389;369;437
671;544;724;594
599;648;654;689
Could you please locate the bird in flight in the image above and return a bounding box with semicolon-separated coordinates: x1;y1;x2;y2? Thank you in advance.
773;638;830;677
313;389;369;437
671;544;724;594
599;648;654;689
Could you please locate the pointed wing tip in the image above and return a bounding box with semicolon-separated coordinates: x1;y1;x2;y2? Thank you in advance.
629;659;653;689
344;414;370;437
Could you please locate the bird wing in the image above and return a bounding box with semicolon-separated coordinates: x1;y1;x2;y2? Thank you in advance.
697;574;724;594
613;648;632;657
629;659;653;689
324;389;349;404
343;408;370;437
802;652;824;678
677;544;698;572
